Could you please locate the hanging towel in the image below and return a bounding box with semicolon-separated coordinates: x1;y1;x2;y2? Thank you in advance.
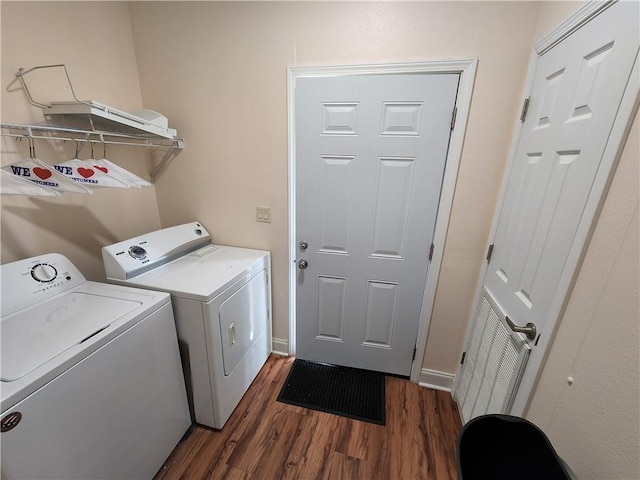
84;158;139;188
2;158;92;194
87;158;151;187
1;169;60;196
54;159;130;188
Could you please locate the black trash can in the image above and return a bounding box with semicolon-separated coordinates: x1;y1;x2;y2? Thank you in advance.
456;414;576;480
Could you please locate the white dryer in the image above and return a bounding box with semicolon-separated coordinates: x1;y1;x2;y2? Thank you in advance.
102;222;272;429
0;253;190;480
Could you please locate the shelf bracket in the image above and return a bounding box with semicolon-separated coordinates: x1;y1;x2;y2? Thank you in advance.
151;139;184;182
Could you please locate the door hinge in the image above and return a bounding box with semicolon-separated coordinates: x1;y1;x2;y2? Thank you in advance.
460;351;466;365
520;97;530;122
451;106;458;130
412;345;417;362
428;243;435;262
486;244;495;263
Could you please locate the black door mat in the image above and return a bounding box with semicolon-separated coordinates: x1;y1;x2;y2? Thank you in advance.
277;359;386;425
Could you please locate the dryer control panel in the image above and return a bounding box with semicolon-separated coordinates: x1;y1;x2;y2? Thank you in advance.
1;253;86;318
102;222;211;280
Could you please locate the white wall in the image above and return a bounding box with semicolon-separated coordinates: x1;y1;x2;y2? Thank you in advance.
0;1;161;280
127;1;541;374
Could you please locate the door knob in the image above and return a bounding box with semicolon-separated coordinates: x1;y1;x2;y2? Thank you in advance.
299;241;309;251
505;316;537;340
298;259;308;270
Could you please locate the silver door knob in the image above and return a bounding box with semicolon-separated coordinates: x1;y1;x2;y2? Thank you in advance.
505;316;537;340
299;241;309;251
298;259;308;270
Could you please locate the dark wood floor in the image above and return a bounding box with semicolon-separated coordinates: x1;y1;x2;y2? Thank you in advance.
155;355;462;480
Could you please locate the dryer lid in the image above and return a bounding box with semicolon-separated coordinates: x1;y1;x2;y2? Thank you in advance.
1;292;140;381
114;245;269;302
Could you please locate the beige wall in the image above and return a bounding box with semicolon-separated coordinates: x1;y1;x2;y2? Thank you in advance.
128;1;541;373
0;2;161;280
533;0;586;41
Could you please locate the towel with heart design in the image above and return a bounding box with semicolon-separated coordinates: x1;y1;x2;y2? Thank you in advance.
1;169;61;196
54;159;130;188
2;158;92;193
84;158;151;188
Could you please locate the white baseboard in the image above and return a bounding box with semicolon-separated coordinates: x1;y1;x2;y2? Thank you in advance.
271;337;289;356
419;368;455;392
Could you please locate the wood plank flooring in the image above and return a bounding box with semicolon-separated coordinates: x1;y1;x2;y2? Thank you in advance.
155;355;462;480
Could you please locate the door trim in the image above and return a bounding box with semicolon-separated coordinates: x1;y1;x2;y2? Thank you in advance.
454;0;640;416
287;59;478;382
535;0;616;55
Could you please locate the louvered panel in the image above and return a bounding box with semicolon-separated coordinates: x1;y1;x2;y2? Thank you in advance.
471;316;509;419
456;297;492;419
455;297;491;405
487;334;524;413
462;308;500;421
454;289;531;424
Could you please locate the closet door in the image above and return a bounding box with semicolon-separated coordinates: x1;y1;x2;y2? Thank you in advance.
455;0;639;418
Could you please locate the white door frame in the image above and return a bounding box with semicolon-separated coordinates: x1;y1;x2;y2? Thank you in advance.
454;0;640;415
287;59;478;382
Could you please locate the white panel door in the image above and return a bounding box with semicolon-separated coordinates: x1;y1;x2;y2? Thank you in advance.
467;1;639;414
295;73;458;376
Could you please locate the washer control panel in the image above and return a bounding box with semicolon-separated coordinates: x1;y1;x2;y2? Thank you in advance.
1;253;85;318
30;263;58;283
102;222;211;280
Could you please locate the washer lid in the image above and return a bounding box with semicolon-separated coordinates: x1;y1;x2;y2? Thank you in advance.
1;292;140;381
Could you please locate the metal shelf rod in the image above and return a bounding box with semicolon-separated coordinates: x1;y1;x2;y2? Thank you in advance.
1;123;184;181
1;123;184;149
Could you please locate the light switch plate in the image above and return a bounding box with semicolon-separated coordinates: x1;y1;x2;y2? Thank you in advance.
256;206;271;223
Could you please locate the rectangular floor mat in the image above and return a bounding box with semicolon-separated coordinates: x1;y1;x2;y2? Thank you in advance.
276;359;386;425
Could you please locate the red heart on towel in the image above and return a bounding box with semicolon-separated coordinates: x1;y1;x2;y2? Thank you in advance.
95;166;108;174
33;167;52;180
77;167;95;178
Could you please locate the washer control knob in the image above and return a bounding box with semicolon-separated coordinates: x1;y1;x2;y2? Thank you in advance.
31;263;58;283
128;246;147;260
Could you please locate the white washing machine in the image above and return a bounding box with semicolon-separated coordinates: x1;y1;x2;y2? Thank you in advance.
102;222;272;429
0;253;190;480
